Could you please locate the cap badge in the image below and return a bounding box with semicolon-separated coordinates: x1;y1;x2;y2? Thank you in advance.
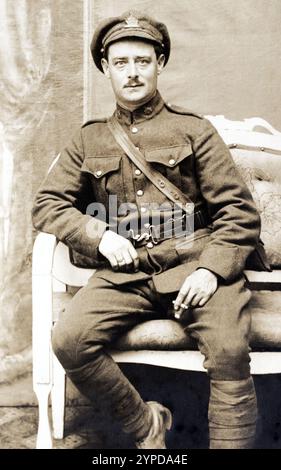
125;13;139;28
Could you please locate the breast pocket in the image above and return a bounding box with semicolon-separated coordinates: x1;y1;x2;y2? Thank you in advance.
81;155;125;202
144;144;194;190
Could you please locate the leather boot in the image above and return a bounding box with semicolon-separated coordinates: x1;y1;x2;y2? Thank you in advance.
135;401;172;449
208;377;257;449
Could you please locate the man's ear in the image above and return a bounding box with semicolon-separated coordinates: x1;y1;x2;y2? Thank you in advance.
157;54;165;75
101;58;110;78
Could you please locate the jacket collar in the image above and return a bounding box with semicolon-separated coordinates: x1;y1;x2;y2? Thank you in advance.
115;90;164;125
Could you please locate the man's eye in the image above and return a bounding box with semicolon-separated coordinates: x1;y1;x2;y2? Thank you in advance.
138;59;149;65
115;60;126;67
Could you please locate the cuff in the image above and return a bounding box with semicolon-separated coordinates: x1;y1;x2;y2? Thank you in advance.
198;245;241;281
65;215;108;260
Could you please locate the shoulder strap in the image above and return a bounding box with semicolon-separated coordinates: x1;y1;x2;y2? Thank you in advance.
107;115;194;213
82;117;107;128
164;102;204;119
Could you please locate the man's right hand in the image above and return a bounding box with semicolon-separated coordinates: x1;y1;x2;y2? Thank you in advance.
98;230;139;272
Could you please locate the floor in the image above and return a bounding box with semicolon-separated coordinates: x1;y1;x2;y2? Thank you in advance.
0;406;132;449
1;365;281;449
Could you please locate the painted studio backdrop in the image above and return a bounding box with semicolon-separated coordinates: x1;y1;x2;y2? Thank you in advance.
0;0;280;401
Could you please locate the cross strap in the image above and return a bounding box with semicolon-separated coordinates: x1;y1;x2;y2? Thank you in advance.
107;115;195;215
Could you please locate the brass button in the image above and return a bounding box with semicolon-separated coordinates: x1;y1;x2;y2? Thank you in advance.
131;126;138;134
185;203;194;215
137;190;144;196
159;181;165;188
95;170;102;177
169;158;176;166
144;107;152;115
135;169;141;176
260;147;265;151
146;242;154;249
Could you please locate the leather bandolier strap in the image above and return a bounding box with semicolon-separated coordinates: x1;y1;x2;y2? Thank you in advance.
107;115;211;244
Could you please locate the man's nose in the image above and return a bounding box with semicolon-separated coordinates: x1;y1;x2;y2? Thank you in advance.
127;61;138;78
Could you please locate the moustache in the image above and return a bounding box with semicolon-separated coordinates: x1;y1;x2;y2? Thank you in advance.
124;80;144;88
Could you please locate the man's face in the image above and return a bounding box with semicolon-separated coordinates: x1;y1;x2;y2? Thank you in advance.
101;39;165;110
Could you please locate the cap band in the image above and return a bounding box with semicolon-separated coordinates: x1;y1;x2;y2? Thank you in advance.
102;22;163;50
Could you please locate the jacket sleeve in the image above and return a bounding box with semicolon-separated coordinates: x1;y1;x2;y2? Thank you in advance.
32;129;108;261
193;118;261;281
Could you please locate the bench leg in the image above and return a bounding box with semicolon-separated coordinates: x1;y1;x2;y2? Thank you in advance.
34;383;53;449
51;353;66;439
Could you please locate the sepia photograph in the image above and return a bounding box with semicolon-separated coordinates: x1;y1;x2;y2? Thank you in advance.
1;0;281;457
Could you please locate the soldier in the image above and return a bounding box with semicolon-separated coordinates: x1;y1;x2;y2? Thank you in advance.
32;11;261;448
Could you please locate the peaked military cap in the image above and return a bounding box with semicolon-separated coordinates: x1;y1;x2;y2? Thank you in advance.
91;10;171;73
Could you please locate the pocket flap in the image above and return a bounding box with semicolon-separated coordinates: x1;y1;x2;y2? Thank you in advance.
82;156;121;178
145;144;193;167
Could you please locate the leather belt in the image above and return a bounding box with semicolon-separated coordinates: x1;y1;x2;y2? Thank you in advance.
130;208;211;247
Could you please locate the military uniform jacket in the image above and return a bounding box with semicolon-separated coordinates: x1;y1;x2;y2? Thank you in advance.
32;92;261;292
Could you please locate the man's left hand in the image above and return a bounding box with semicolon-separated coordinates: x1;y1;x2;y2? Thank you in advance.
173;268;218;320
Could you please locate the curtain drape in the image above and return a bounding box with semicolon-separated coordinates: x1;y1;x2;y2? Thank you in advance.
0;0;83;387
